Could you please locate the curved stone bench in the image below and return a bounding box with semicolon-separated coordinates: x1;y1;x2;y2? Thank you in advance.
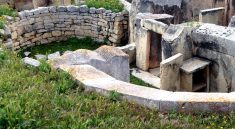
58;63;235;113
4;5;129;50
49;45;235;113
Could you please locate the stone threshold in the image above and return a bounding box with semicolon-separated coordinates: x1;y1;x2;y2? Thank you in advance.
59;64;235;113
131;68;160;89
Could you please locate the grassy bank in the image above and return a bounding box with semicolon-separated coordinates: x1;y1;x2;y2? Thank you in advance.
1;48;235;128
85;0;124;12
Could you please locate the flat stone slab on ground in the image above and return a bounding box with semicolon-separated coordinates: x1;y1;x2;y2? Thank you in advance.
48;51;60;60
149;67;160;77
49;49;107;70
35;54;47;60
22;57;41;67
131;68;160;88
24;51;31;57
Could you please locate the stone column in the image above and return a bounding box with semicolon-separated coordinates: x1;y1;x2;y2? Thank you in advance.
160;53;183;91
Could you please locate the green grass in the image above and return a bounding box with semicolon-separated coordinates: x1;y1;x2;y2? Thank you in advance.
85;0;124;12
1;48;235;128
130;75;154;88
0;5;17;29
0;5;17;17
0;21;4;29
20;37;105;57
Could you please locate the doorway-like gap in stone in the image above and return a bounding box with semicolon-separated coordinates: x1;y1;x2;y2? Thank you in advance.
149;30;162;77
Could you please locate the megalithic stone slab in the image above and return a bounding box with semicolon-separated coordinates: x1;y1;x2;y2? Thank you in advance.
96;45;130;82
160;53;183;91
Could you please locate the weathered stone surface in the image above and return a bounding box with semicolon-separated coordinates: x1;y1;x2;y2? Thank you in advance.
199;7;225;25
131;68;160;88
67;5;79;12
192;24;235;57
162;24;195;61
49;49;106;70
24;51;31;57
117;43;136;63
48;52;60;60
95;45;130;82
160;53;183;91
63;50;73;55
35;54;47;60
9;6;128;50
141;19;168;34
57;6;67;12
160;92;234;112
22;57;41;67
79;5;89;13
229;16;235;27
59;64;172;109
136;28;150;71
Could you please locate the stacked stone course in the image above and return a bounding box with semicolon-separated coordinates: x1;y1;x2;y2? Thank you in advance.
6;5;129;50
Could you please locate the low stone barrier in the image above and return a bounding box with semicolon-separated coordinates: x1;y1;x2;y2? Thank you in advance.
5;5;129;50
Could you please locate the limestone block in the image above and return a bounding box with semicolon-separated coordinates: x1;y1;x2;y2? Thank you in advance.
117;43;136;63
96;8;106;14
57;6;67;12
24;32;35;38
67;5;79;12
192;24;235;57
160;53;183;91
52;31;62;37
33;22;44;30
42;33;52;39
22;57;41;67
49;49;107;72
49;6;57;13
79;5;89;13
136;28;150;71
162;24;193;61
199;7;224;25
229;16;235;27
64;31;75;36
195;47;235;92
141;19;168;35
11;31;18;40
89;7;96;14
45;23;54;29
18;12;26;19
35;54;47;60
24;51;31;57
48;52;61;60
95;45;130;82
33;7;49;15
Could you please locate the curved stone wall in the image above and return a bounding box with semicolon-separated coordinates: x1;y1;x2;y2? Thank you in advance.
6;5;129;50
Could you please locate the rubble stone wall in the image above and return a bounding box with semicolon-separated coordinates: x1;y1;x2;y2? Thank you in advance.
6;5;129;50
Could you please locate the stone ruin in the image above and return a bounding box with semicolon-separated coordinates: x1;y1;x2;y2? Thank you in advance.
130;0;235;93
1;0;235;112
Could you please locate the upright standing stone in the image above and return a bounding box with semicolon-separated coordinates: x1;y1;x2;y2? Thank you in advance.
160;53;183;91
229;16;235;27
96;45;130;82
